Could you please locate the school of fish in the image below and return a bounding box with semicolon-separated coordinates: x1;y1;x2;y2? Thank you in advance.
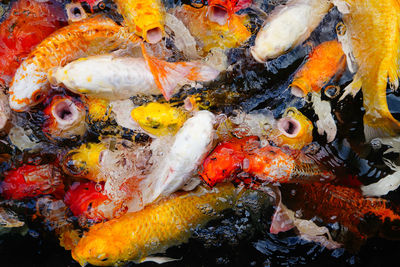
1;0;400;266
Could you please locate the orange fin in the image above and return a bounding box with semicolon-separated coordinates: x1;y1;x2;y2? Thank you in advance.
141;43;219;100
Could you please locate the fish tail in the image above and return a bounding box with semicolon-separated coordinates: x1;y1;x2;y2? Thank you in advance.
141;43;219;100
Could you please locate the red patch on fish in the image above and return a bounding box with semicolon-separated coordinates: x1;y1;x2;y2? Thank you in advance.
1;164;64;200
0;0;65;86
64;181;110;222
208;0;252;14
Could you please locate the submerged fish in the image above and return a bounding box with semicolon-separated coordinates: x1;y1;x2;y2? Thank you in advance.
131;102;188;137
291;40;346;97
114;0;165;44
282;183;400;240
64;181;121;223
207;0;252;25
0;0;64;87
1;164;64;200
271;107;313;150
42;96;86;139
72;183;238;266
174;5;251;53
50;44;219;101
9;15;140;111
0;90;10;131
335;0;400;141
251;0;332;62
62;142;108;182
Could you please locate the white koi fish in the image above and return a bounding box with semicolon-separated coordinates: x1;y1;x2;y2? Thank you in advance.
251;0;332;62
49;44;220;101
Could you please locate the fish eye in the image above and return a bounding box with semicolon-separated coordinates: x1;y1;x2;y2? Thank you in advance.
189;0;206;9
32;90;45;103
98;1;106;10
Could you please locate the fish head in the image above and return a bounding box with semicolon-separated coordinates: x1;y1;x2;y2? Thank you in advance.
274;107;313;150
9;61;49;112
250;28;288;63
62;143;107;181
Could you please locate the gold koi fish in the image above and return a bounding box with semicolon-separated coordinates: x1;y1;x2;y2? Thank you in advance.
72;183;238;266
9;15;140;111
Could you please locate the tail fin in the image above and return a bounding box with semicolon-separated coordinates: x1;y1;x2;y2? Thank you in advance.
363;114;400;142
141;43;220;100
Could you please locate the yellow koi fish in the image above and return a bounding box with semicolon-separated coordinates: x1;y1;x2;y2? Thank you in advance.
114;0;165;44
131;102;188;136
335;0;400;141
72;183;238;266
9;15;140;112
270;107;313;150
174;5;251;53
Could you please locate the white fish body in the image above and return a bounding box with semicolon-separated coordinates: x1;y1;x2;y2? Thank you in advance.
51;55;159;100
132;110;216;211
251;0;332;62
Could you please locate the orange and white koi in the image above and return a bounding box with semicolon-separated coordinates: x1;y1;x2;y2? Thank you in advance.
251;0;332;62
114;0;165;43
334;0;400;141
50;44;219;101
271;107;313;150
9;15;140;112
42;96;86;139
291;40;346;97
207;0;252;25
174;5;251;53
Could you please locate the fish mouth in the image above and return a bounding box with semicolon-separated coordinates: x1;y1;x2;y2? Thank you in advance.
145;27;163;44
277;117;301;138
52;99;79;126
208;5;229;25
290;79;309;97
250;46;267;63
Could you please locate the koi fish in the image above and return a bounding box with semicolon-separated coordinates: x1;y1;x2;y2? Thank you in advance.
251;0;332;62
200;136;334;187
291;40;346;97
131;102;188;137
64;181;122;223
0;164;64;200
200;136;260;187
62;142;108;182
207;0;252;25
49;44;220;101
282;183;400;240
114;0;165;43
174;5;251;53
270;107;313;150
334;0;400;141
42;96;86;139
72;183;238;266
9;15;140;112
135;110;216;211
0;90;10;131
0;0;64;87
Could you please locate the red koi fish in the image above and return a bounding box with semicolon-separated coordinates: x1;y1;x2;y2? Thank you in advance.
207;0;252;25
282;183;400;240
0;0;65;87
200;136;335;187
64;181;125;223
0;164;64;200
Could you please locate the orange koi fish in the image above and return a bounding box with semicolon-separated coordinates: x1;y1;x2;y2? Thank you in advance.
0;164;64;200
282;183;400;240
114;0;165;43
64;181;123;222
335;0;400;141
200;136;334;187
291;40;346;97
174;5;251;53
207;0;252;25
0;0;65;87
270;107;313;150
9;15;140;112
42;96;86;139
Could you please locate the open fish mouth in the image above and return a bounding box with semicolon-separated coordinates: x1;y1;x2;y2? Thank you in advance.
145;27;163;44
208;5;229;25
277;117;301;138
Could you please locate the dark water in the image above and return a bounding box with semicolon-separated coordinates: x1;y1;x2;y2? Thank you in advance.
2;0;400;266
